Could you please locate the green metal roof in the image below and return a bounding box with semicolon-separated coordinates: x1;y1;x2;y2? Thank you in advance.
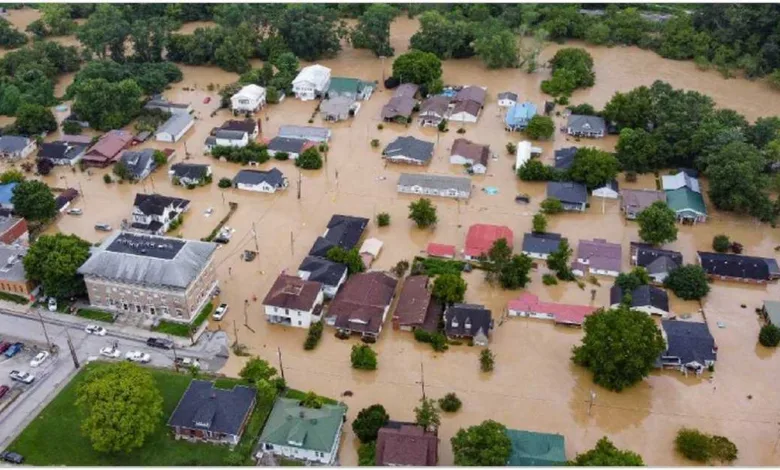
259;397;346;452
664;188;706;215
505;429;566;466
764;300;780;326
327;77;371;96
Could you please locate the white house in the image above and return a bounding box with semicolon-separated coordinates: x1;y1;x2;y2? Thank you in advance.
231;84;267;113
292;64;332;101
0;136;35;160
233;168;288;193
155;113;194;143
205;130;249;153
297;256;348;299
515;141;532;170
450;138;489;174
262;274;324;329
592;179;620;199
130;193;190;235
497;91;518;108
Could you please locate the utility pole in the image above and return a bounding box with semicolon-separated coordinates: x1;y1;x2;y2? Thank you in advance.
290;231;294;257
232;320;239;347
379;56;386;86
251;222;259;253
36;310;52;350
587;390;596;416
420;362;426;400
244;299;249;327
64;328;79;369
277;346;285;382
78;181;86;201
297;170;302;200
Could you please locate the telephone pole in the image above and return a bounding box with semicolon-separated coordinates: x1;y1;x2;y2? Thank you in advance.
277;346;285;382
297;171;302;200
252;222;259;253
64;328;79;369
232;320;239;347
36;310;52;350
587;390;596;416
290;231;294;257
420;362;426;400
78;181;86;200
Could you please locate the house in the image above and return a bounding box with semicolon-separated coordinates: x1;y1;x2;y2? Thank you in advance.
233;168;288;193
156;113;195;143
54;188;79;213
630;242;682;283
761;300;780;327
308;215;369;258
662;171;700;192
515;140;532;170
358;237;383;269
0;244;34;298
505;429;566;466
621;189;666;220
392;275;440;332
507;293;595;327
592;179;619;199
77;232;218;323
230;84;267;113
444;303;493;346
553;147;577;170
381;84;418;123
133;131;151;145
219;119;261;139
659;320;717;374
205;130;249;153
83;130;133;167
60;134;93;145
297;256;348;299
383;136;434;166
497;91;518;108
573;238;622;277
262;274;323;328
0;215;28;245
448;86;487;124
37;141;87;166
278;125;331;143
426;243;456;259
566;114;606;138
118;148;161;181
144;98;192;115
329;271;398;339
257;397;347;465
521;232;564;260
63;112;89;129
320;96;359;122
665;188;707;224
397;173;472;200
610;284;670;317
170;163;212;187
168;380;256;446
464;224;513;260
504;101;537;131
326;77;374;100
376;422;438;467
0;135;35;160
546;182;588;212
393;83;419;99
697;252;779;283
265;136;315;160
450;138;490;174
292;64;332;101
418;96;450;127
130;193;190;235
0;182;18;211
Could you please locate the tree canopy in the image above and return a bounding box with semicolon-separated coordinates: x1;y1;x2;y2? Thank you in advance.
71;78;143;131
636;201;678;246
414;398;441;433
351;344;378;370
13;103;57;136
663;265;710;300
542;47;595;97
432;273;467;305
525;115;555;140
352;404;389;443
326;246;365;275
408;198;438;228
570;437;645;466
350;4;396;57
11;180;57;222
568;147;620;190
451;420;512;466
23;233;91;299
392;50;443;88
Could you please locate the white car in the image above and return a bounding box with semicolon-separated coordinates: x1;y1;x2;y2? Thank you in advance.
99;346;121;358
67;208;83;215
29;351;50;367
9;370;35;384
47;297;57;312
125;351;151;363
175;357;201;369
85;324;107;336
213;303;229;321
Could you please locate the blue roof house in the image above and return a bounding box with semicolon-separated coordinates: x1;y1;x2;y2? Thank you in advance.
0;182;18;210
505;102;537;131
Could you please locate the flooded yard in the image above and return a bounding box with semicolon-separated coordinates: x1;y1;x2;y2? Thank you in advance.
3;10;780;465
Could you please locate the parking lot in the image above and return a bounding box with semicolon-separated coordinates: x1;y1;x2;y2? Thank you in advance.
0;337;58;415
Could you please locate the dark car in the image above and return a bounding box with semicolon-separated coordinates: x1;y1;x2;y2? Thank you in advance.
146;337;174;350
4;342;23;358
0;341;10;353
0;384;9;399
0;451;24;464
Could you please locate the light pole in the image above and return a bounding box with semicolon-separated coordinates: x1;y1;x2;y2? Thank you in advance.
379;56;387;88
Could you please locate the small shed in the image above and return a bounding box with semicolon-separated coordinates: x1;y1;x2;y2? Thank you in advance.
359;237;383;268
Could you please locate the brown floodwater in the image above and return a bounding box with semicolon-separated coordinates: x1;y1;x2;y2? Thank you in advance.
2;12;780;465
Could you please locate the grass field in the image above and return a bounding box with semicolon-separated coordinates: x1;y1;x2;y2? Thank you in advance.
152;302;213;337
7;363;273;466
76;308;115;323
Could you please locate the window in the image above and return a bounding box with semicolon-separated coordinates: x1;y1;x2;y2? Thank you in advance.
176;309;183;317
161;307;169;316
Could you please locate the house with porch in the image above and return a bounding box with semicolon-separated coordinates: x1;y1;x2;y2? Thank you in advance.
204;130;249;153
170;163;212;187
610;284;670;317
573;238;622;277
265;136;315;160
381;84;418;123
320;96;359;122
546;182;588;212
665;188;707;224
507;293;595;327
504;101;537;131
521;232;564;260
83;130;133;167
328;271;398;339
0;135;35;160
392;275;440;332
230;84;266;113
325;77;374;101
119;148;164;181
292;64;332;101
233;168;288;193
418;95;450;127
659;320;717;375
444;303;493;346
262;274;323;329
464;224;513;260
448;86;487;124
383;136;434;166
297;256;348;299
450;138;490;174
566;114;605;138
130;193;190;235
620;189;666;220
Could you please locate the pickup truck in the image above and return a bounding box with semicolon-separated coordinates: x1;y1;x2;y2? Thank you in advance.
9;370;35;384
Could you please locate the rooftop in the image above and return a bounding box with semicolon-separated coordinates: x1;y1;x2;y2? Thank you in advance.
697;251;774;281
298;256;348;287
383;136;434;164
661;320;716;365
567;114;606;133
262;274;322;311
451;138;489;166
393;276;432;327
397;173;471;195
464;224;513;258
610;284;669;312
547;181;588;204
167;380;256;436
508;293;595;326
505;429;566;466
376;422;438;466
308;214;369;257
577;238;622;272
521;232;564;256
0;244;27;283
331;272;398;334
259;397;346;453
445;303;492;338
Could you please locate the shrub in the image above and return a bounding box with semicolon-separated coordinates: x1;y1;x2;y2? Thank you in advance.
542;274;558;285
273;151;289;161
675;428;738;464
480;349;495;372
376;212;390;227
304;321;324;350
218;177;232;188
414;328;449;352
712;234;730;253
370;138;380;148
102;174;112;184
456;127;466;134
358;441;376;466
439;392;462;412
759;324;780;347
352;404;389;443
295;147;323;170
392;260;409;277
377;123;384;130
62;120;83;135
351;344;378;370
211;142;270;165
540;197;564;214
506;142;517;154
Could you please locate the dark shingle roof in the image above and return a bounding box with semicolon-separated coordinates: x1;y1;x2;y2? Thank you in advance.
308;215;369;257
39;142;87;161
167;380;256;436
331;272;398;335
298;256;348;287
632;242;683;271
444;303;492;338
170;163;210;180
697;252;774;281
661;320;716;365
554;147;577;170
267;136;310;154
233;168;286;187
567;114;606;134
521;232;563;255
120;148;156;178
610;284;669;312
134;193;190;216
547;181;588;204
383;136;434;164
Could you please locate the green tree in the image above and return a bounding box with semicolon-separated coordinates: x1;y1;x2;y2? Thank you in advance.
572;305;666;391
71;78;143;131
540;197;564;215
705;141;773;221
0;17;28;48
218;177;232;188
615;267;650;293
41;4;76;36
525;115;555;139
239;356;278;384
547;237;574;280
584;22;611;45
62;120;83;135
350;4;396;57
13;103;57;136
0;169;24;184
414;398;441;433
675;428;713;463
517;159;558;181
409;11;475;60
23;233;91;299
113;161;132;181
479;349;495;372
568;147;619;189
295;147;323;170
451;420;512;466
408;198;438;228
325;246;365;275
76;362;163;453
351;344;378;370
570;437;644;466
664;265;710;300
376;212;390;227
358;441;376;466
439;392;462;412
567;103;598;116
276;4;341;61
77;4;130;61
615;127;661;173
299;391;324;409
712;234;730;253
602;85;654;131
473;28;519;69
541;47;595;96
432;273;467;305
392;50;442;87
532;213;547;233
759;324;780;347
11;180;56;222
636;201;678;246
497;254;533;289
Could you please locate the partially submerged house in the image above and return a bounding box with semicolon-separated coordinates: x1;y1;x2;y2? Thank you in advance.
418;95;450;127
659;320;717;374
504;101;537;131
262;274;324;328
573;238;622;277
444;303;493;346
169;163;212;187
497;91;518;108
566;114;606;138
697;252;780;284
219;119;261;139
118;148;163;181
230;84;266;113
662;171;700;192
320;96;359;122
630;242;683;283
450;138;490;174
610;284;670;317
278;125;331;143
37;141;87;166
297;256;348;299
383;136;434;166
155;113;195;143
514;140;542;171
0;135;35;160
521;232;564;260
83;130;133;167
144;97;192;115
392;275;439;332
507;293;595;327
54;188;79;214
329;271;398;339
265;136;315;160
233;168;288;193
621;189;666;220
308;214;369;258
665;188;707;224
205;130;249;153
358;237;383;269
464;224;513;260
505;429;566;466
546;182;588;212
448;86;487;124
326;76;374;101
292;64;332;101
553;147;578;170
593;179;619;199
376;422;439;467
762;300;780;327
381;84;418;123
0;215;28;245
397;173;472;200
426;243;456;259
130;193;190;235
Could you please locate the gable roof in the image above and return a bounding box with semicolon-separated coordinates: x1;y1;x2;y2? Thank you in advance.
262;274;322;311
661;320;716;364
298;256;348;287
567;114;606;133
259;397;346;452
610;284;669;312
595;179;619;194
393;276;432;327
521;232;563;255
60;134;93;145
120;148;156;178
327;76;369;97
308;214;369;257
157;113;193;137
497;91;518;101
232;84;265;100
419;96;450;117
221;119;257;134
444;303;492;338
697;251;774;281
267;136;311;154
330;271;398;335
451;138;489;166
453;86;486;106
450;99;481;118
427;243;456;258
214;129;247;141
376;422;438;466
321;95;355;115
293;64;331;89
170;163;210;180
168;380;256;436
383;136;434;164
505;429;566;466
621;189;666;212
507;293;595;326
0;135;30;153
631;242;683;271
553;147;578;170
397;173;471;195
394;83;419;98
381;96;416;120
134;193;190;216
662;171;700;193
87;130;133;160
505;101;537;126
665;188;706;215
547;181;588;204
38;142;87;161
278;125;331;142
464;224;513;258
233;168;286;187
577;239;622;272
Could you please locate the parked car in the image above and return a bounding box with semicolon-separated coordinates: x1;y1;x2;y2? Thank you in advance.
125;351;151;363
85;324;107;336
9;370;35;384
0;384;9;399
95;223;112;232
47;297;57;312
0;451;24;464
174;357;201;369
0;341;10;354
67;208;83;215
99;346;121;358
213;303;229;321
146;337;174;350
4;342;23;358
30;351;50;367
203;97;211;104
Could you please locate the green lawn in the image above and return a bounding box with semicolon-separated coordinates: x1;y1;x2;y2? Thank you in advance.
76;308;115;323
413;256;465;276
285;388;339;405
152;302;213;337
8;363;273;466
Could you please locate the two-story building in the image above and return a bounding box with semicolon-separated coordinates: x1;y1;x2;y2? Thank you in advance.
130;193;190;235
262;274;324;329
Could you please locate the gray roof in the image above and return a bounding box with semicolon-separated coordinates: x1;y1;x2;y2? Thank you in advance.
119;149;156;179
419;96;450;117
444;303;492;338
547;181;588;204
0;244;27;283
170;163;210;180
157;113;193;137
267;136;310;154
661;320;716;365
134;193;190;217
567;114;606;134
597;179;619;192
610;284;669;312
308;214;369;257
521;232;564;255
38;142;87;162
383;136;434;164
0;135;30;153
278;125;330;142
394;83;419;98
299;256;347;287
554;147;577;169
398;173;471;194
215;129;246;140
167;380;256;436
497;91;518;101
77;231;217;289
233;168;286;187
320;96;354;115
631;243;683;273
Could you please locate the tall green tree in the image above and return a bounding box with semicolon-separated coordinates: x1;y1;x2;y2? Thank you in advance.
525;115;555;140
352;404;389;443
326;247;365;275
392;50;442;87
41;4;76;36
664;265;710;300
276;4;341;61
451;420;512;466
705;141;773;221
11;180;57;222
636;201;678;246
615;127;661;173
409;11;475;60
71;78;143;131
77;4;131;61
350;4;396;57
547;237;573;279
432;273;467;305
13;103;57;135
408;198;438;228
570;437;645;466
414;398;441;433
23;233;91;299
473;28;518;69
0;17;27;48
568;148;620;189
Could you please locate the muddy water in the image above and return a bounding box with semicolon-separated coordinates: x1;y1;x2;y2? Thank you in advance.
0;13;778;465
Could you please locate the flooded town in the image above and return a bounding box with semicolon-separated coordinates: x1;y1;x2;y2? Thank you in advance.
0;3;780;467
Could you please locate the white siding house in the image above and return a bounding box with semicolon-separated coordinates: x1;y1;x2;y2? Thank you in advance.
233;169;288;193
155;113;195;143
292;65;332;101
231;85;266;113
262;274;324;329
515;141;532;170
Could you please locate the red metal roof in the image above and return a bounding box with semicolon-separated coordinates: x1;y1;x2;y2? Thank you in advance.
507;293;596;326
427;243;455;258
464;224;513;258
